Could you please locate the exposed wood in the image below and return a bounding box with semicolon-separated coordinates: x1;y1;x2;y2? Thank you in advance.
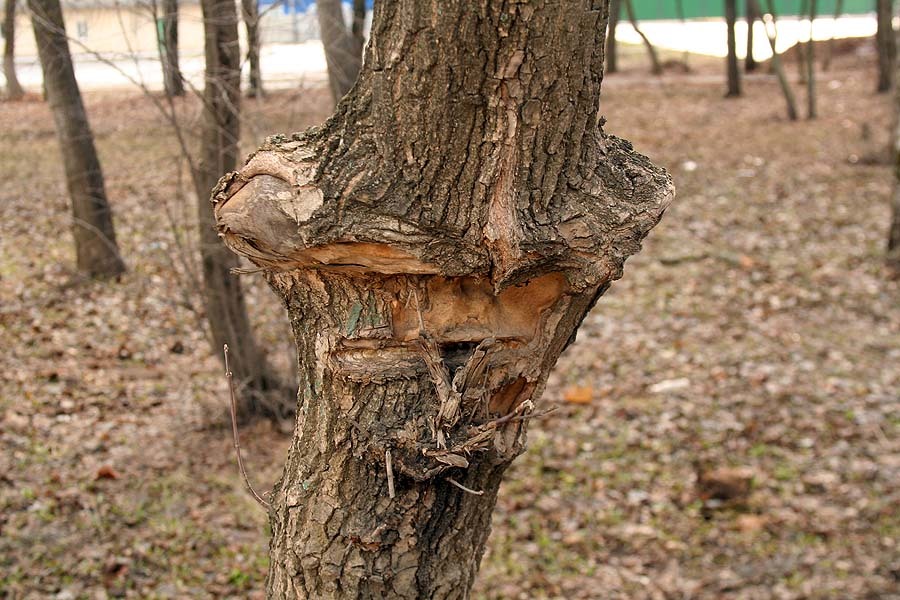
196;0;288;422
316;0;361;105
212;0;672;596
160;0;184;97
3;0;24;100
28;0;126;278
725;0;741;96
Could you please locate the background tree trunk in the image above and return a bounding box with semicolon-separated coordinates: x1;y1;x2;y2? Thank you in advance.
807;0;817;118
316;0;360;105
28;0;126;278
241;0;263;97
623;0;662;75
196;0;288;422
213;0;673;596
822;0;843;71
725;0;741;96
889;25;900;270
746;0;759;72
763;0;799;120
606;0;620;73
876;0;895;93
350;0;365;58
160;0;185;97
3;0;24;100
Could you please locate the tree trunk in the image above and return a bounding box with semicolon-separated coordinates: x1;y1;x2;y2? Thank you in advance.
623;0;662;75
725;0;741;96
350;0;365;58
746;0;759;72
606;0;620;73
889;24;900;270
807;0;817;118
241;0;263;97
797;0;809;83
762;0;799;120
28;0;126;278
876;0;895;93
160;0;184;97
822;0;843;71
3;0;24;100
316;0;361;105
196;0;288;422
212;0;673;596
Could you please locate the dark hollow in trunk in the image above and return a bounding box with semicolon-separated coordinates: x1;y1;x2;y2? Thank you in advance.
29;0;126;278
876;0;896;93
241;0;263;97
160;0;185;97
3;0;24;100
725;0;741;96
212;0;673;596
196;0;288;422
316;0;361;105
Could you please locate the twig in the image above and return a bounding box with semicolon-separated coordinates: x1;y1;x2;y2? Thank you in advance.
224;344;271;511
447;477;484;496
385;449;396;499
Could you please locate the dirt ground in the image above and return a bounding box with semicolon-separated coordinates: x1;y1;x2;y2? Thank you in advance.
1;43;898;599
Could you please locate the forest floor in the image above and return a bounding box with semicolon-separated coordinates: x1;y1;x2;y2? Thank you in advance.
1;44;898;600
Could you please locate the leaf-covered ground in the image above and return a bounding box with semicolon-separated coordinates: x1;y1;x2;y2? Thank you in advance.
1;45;898;599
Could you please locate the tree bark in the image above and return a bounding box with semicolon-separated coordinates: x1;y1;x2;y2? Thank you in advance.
889;24;900;270
28;0;126;278
876;0;895;93
3;0;24;100
725;0;741;96
623;0;661;75
822;0;843;71
241;0;263;97
196;0;288;422
316;0;361;105
160;0;185;97
762;0;799;120
745;0;759;72
212;0;673;596
606;0;620;73
806;0;817;118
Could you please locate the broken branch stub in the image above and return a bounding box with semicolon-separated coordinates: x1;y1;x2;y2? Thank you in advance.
212;1;672;596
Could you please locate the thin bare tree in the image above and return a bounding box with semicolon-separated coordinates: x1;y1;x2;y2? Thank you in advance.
159;0;184;96
623;0;661;75
876;0;896;92
725;0;741;96
3;0;25;99
241;0;263;97
746;0;760;72
806;0;817;118
317;0;361;105
28;0;126;278
889;26;900;270
822;0;843;71
762;0;799;120
606;0;621;73
196;0;289;421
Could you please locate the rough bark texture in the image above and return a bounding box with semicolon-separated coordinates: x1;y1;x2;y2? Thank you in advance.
29;0;126;278
762;0;799;120
725;0;741;96
3;0;24;100
876;0;895;93
746;0;758;72
241;0;263;97
160;0;185;97
317;0;361;105
623;0;661;75
606;0;620;73
196;0;288;422
212;0;673;597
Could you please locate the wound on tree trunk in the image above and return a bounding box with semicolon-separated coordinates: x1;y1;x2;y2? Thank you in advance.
212;1;673;596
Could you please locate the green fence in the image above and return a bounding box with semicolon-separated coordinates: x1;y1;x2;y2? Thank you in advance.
629;0;874;20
